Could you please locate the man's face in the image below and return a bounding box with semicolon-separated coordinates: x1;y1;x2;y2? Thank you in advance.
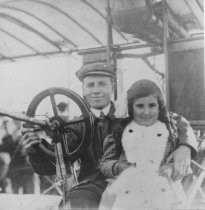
82;76;114;109
132;94;159;126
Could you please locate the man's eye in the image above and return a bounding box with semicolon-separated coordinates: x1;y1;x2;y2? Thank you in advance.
86;84;94;88
99;82;107;86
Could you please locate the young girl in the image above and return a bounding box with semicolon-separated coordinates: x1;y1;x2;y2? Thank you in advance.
99;79;196;210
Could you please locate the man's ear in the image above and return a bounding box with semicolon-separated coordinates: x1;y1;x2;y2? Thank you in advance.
110;78;115;91
111;81;116;94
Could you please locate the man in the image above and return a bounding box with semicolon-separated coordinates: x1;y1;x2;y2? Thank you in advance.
22;62;197;209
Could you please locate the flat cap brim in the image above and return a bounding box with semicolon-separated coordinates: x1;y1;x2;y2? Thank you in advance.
76;62;114;81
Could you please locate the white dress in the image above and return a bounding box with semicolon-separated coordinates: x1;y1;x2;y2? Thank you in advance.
107;120;174;210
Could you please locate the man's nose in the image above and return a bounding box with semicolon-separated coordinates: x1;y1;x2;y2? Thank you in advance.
92;87;101;94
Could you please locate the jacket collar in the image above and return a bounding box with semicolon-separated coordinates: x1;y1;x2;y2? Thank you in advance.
91;104;111;117
91;101;115;120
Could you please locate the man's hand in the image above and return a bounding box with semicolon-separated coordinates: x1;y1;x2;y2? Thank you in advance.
113;160;132;175
166;145;192;181
21;127;41;153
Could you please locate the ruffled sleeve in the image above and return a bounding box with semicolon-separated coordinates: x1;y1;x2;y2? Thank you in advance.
171;113;198;158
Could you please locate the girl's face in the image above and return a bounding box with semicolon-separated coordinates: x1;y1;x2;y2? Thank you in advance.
132;94;159;126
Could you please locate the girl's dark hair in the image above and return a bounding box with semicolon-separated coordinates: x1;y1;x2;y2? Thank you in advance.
127;80;169;124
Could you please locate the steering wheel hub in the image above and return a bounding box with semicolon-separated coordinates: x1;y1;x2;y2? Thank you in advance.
49;116;65;131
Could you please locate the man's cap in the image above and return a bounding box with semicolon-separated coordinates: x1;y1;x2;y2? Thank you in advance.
76;62;115;81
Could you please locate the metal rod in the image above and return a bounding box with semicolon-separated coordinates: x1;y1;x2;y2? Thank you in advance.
196;0;204;12
184;0;204;29
78;36;204;55
141;57;165;78
69;162;79;186
190;120;205;129
55;142;67;208
166;5;190;38
191;160;205;171
0;52;10;60
113;50;118;100
0;51;71;62
0;108;48;127
106;0;117;100
190;120;205;126
41;182;62;195
1;36;203;62
118;51;163;59
78;42;161;55
162;0;170;109
106;0;113;69
80;0;128;41
49;89;59;116
65;116;84;125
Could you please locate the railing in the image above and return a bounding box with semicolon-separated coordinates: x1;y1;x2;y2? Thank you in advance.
190;120;205;130
186;120;205;207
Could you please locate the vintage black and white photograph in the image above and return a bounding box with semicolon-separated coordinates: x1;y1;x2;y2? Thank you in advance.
0;0;204;210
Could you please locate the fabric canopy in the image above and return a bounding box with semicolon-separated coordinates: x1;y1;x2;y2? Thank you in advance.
0;0;203;62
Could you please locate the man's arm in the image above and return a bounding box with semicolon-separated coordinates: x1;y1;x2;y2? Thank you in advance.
99;134;129;178
64;122;83;153
22;122;83;175
28;147;56;175
21;129;56;175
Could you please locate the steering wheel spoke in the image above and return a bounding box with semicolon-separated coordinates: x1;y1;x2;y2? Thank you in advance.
49;89;59;116
64;116;86;126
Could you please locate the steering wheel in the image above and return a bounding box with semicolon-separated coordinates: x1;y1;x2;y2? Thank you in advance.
26;87;94;161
